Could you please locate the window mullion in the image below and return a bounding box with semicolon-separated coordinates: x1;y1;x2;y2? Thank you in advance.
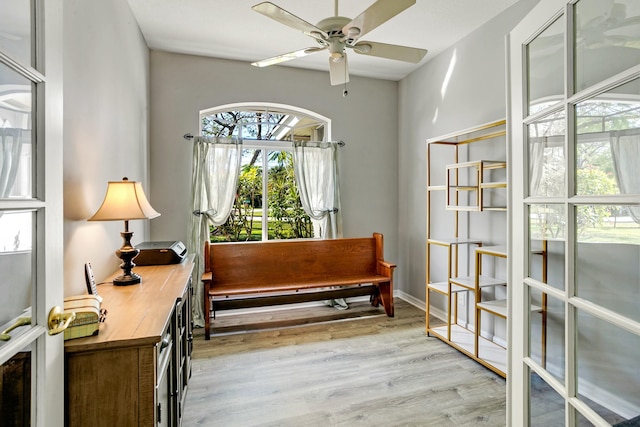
261;149;268;241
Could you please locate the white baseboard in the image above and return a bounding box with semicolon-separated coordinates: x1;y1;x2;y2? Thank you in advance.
395;290;424;311
395;290;447;322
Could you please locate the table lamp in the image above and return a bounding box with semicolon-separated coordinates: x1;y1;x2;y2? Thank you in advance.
88;177;160;285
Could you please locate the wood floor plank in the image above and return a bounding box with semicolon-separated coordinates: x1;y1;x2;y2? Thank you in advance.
184;299;506;426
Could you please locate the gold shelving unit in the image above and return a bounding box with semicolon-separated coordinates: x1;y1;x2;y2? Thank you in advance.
426;119;508;377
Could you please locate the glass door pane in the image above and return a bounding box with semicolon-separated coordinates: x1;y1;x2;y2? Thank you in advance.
576;204;640;321
576;310;640;424
0;62;33;199
528;15;565;114
530;368;565;426
0;211;33;336
0;0;32;66
529;204;566;292
0;344;33;426
528;113;566;198
574;0;640;92
575;78;640;198
529;289;565;384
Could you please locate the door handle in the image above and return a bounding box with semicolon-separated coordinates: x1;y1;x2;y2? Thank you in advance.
48;306;76;336
0;316;32;341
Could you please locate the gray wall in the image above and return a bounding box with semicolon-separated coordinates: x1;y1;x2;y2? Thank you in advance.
148;51;399;267
397;0;539;307
62;0;150;295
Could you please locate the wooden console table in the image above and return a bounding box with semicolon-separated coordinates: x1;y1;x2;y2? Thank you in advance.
65;256;194;427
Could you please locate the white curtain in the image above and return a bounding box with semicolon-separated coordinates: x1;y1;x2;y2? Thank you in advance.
189;136;242;327
0;128;25;198
292;141;343;239
610;132;640;222
529;137;545;197
292;141;346;309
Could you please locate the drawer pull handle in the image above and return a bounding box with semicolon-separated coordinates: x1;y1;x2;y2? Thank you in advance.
160;335;171;350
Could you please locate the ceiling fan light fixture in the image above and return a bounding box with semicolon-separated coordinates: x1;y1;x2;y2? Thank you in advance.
330;51;344;62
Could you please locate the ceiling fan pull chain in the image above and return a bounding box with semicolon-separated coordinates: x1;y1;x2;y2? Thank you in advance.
342;52;348;97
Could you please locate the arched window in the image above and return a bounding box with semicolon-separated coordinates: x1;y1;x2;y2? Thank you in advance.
200;103;331;241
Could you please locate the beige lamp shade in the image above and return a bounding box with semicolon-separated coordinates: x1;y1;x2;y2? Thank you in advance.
88;178;160;221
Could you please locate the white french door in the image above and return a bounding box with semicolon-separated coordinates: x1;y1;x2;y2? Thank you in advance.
0;1;64;426
509;0;640;425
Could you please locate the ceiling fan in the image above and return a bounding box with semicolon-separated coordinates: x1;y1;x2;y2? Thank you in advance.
250;0;428;86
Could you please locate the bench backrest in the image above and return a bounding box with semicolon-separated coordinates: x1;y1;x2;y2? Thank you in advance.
205;233;385;287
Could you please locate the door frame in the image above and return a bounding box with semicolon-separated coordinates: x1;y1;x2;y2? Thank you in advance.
0;0;65;425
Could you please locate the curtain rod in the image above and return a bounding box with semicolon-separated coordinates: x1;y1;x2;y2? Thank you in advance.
295;140;345;147
183;133;345;146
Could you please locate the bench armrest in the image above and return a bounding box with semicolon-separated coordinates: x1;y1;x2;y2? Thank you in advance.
377;260;396;277
202;271;212;283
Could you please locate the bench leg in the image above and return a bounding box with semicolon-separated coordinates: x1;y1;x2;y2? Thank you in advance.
204;293;211;340
377;282;394;317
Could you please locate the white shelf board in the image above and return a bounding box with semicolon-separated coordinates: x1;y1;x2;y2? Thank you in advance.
450;275;507;289
477;299;507;317
478;299;541;318
428;237;484;246
429;324;506;376
428;281;470;295
430;324;475;355
477;336;507;375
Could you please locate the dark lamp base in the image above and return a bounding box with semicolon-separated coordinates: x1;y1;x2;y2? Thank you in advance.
114;227;142;286
113;272;142;286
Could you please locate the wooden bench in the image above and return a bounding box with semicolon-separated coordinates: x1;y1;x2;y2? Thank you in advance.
202;233;396;339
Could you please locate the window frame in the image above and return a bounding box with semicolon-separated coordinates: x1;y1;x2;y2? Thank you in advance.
199;103;331;242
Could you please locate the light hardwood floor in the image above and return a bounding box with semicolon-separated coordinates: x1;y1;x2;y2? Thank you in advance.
184;299;507;426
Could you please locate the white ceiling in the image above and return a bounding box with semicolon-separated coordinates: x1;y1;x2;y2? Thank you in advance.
127;0;520;81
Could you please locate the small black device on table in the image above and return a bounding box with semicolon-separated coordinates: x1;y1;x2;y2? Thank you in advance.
134;241;187;266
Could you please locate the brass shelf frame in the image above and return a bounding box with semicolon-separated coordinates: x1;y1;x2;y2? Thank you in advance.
426;119;508;378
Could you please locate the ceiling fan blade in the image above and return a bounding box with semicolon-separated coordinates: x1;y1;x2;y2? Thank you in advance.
252;2;328;42
353;41;427;63
329;54;349;86
251;47;326;67
343;0;415;41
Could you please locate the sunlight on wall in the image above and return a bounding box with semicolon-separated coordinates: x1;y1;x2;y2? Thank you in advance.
441;49;458;99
